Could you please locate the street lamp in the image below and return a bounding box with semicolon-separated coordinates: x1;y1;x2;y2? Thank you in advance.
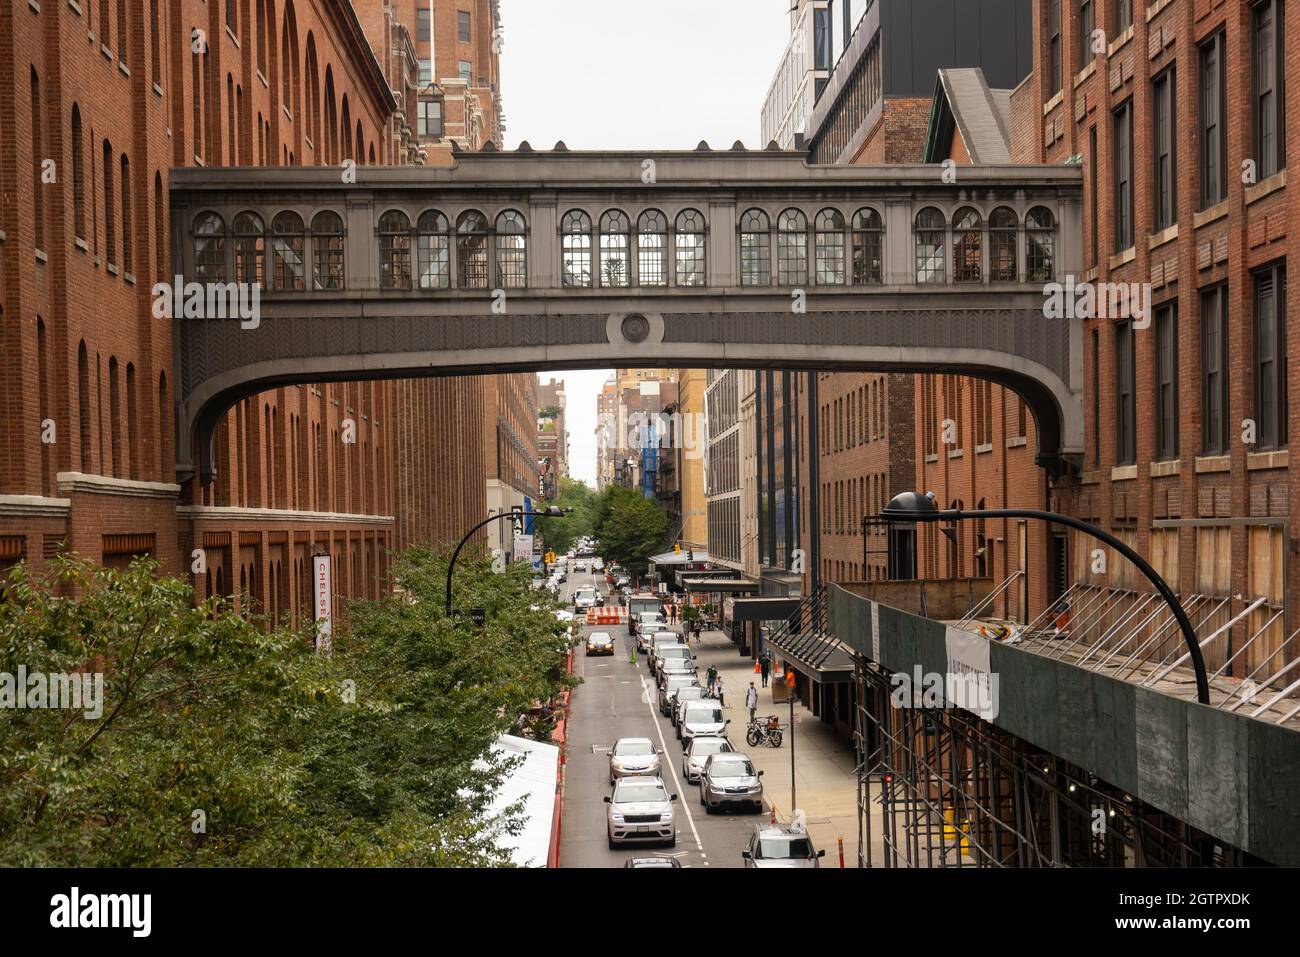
444;506;571;617
878;491;1211;705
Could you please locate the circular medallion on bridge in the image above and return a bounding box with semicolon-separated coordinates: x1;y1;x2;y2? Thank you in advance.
621;314;651;343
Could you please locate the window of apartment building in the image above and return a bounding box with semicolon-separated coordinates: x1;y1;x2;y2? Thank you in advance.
1200;31;1227;208
1200;284;1230;454
1154;303;1179;459
458;60;472;83
814;6;831;71
1113;101;1134;251
1253;0;1287;180
914;207;945;283
1090;328;1101;466
1152;68;1177;230
458;10;472;43
1088;126;1099;267
1114;0;1131;32
418;59;433;86
1114;320;1136;464
739;208;772;285
1048;0;1063;94
418;98;444;137
1254;263;1288;449
1079;1;1095;69
417;8;431;42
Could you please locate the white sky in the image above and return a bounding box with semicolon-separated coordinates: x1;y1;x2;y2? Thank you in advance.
499;0;791;485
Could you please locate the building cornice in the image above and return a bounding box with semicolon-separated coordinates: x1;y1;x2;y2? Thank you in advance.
57;472;181;500
178;505;395;527
0;494;72;518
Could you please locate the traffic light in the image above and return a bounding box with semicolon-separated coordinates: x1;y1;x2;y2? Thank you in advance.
687;550;694;562
674;543;681;554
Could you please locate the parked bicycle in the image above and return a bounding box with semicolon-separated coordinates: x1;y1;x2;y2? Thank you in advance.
746;714;784;748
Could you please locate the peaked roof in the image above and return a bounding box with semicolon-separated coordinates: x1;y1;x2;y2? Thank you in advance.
923;68;1013;165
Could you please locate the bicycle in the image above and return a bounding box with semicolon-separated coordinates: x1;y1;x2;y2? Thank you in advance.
746;715;784;748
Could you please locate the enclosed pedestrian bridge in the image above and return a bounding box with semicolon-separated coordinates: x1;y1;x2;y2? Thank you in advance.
169;148;1083;483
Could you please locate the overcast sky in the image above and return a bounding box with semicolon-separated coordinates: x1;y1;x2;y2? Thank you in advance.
499;0;791;485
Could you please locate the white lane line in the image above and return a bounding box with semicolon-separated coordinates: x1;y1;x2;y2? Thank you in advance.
640;674;705;855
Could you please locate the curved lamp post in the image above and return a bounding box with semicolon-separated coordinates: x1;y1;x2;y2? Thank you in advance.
444;506;571;618
878;491;1210;705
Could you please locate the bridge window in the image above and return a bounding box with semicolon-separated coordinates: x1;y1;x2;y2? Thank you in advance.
271;212;306;290
233;212;265;287
815;209;846;285
914;207;945;283
851;208;883;284
1026;207;1056;281
599;211;630;287
192;212;227;282
561;210;593;288
457;211;490;288
989;207;1018;282
739;209;771;286
312;211;345;290
636;209;668;286
777;209;808;285
495;210;528;288
378;210;412;290
417;210;450;289
952;207;982;283
674;209;706;286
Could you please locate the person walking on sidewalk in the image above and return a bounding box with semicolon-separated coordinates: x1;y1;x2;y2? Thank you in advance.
714;675;725;708
759;651;772;688
746;682;759;723
705;664;718;696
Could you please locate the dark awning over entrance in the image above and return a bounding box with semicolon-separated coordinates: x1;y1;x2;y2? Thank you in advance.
731;597;802;622
766;629;855;684
683;576;761;594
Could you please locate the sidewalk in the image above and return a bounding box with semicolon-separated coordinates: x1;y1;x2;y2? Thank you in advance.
688;627;860;866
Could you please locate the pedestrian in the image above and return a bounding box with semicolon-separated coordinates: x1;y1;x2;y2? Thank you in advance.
746;682;759;723
759;651;772;688
705;664;717;695
714;675;725;708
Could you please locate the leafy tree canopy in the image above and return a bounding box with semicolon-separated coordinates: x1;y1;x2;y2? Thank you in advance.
592;485;669;577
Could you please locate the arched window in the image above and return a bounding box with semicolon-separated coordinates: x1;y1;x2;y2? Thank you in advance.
1026;206;1056;281
416;210;450;289
914;207;945;283
233;211;265;285
311;210;344;289
378;210;411;289
495;210;527;288
814;208;846;284
777;208;807;285
192;212;226;281
738;209;771;286
119;154;133;273
989;207;1018;282
271;211;305;290
636;209;667;286
851;208;883;284
456;210;489;288
674;208;706;286
599;210;630;287
71;105;86;239
952;206;982;282
561;209;593;287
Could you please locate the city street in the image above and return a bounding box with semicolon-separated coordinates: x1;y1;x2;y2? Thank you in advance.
558;571;761;868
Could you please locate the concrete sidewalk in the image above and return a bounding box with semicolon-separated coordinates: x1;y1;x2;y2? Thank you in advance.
686;627;861;866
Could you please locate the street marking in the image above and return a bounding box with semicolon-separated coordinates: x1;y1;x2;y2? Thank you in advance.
640;674;705;856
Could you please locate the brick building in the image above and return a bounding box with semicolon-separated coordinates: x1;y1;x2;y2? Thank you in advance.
536;376;567;500
0;0;508;629
482;372;539;563
1015;0;1297;672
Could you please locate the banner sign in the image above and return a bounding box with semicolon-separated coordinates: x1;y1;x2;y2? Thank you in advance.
513;534;534;563
313;555;333;653
943;626;999;720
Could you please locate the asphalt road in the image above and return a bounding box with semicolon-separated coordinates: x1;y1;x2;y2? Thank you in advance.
558;570;764;868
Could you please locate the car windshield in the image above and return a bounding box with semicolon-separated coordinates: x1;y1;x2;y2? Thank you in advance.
676;688;705;701
615;782;667;803
686;706;724;723
758;836;815;859
661;647;689;658
614;740;655;756
692;739;732;756
665;677;695;691
640;613;664;623
711;758;756;777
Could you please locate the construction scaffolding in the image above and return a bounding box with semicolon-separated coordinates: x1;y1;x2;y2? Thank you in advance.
851;656;1267;868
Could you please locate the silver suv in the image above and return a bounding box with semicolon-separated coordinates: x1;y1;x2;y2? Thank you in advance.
742;824;825;868
699;752;763;814
605;776;678;849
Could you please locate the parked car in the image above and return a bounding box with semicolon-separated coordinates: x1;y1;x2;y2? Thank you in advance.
682;735;734;783
585;631;616;656
574;586;598;610
647;633;680;671
658;657;696;689
605;776;678;848
742;824;825;868
608;737;663;784
658;674;699;716
623;857;680;868
679;701;728;743
671;685;711;728
640;628;677;655
654;644;693;683
630;610;667;639
699;753;764;814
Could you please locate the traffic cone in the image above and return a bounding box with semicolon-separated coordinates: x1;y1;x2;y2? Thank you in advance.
769;802;778;824
754;661;761;674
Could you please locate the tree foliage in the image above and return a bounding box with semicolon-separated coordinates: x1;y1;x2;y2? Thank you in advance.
592;485;670;577
538;478;598;555
0;550;573;866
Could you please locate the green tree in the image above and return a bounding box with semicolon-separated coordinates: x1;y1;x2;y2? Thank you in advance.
592;485;670;578
0;550;572;867
539;478;597;555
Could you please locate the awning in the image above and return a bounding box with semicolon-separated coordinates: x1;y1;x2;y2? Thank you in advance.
766;628;855;684
649;550;711;566
683;576;760;594
731;596;802;622
482;734;560;867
